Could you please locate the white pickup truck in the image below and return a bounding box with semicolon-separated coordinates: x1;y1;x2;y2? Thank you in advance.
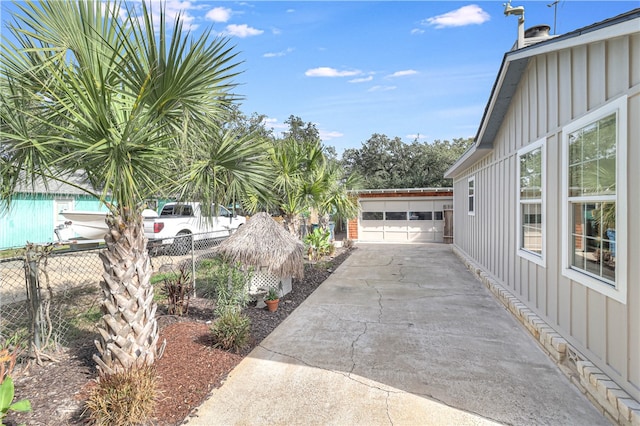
144;202;246;254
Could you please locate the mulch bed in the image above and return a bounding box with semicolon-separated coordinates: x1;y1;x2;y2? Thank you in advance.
7;248;353;426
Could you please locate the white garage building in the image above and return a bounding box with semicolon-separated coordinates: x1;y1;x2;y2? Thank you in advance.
348;188;454;243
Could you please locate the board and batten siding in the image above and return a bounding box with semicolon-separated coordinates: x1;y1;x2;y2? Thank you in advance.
452;32;640;400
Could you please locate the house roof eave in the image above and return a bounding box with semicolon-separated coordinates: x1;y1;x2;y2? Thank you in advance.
444;146;492;179
447;8;640;179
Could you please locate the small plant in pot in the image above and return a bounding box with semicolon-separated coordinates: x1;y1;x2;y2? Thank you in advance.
264;288;280;312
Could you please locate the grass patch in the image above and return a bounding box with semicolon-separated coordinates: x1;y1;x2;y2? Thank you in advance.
150;272;179;285
72;305;102;328
86;366;158;426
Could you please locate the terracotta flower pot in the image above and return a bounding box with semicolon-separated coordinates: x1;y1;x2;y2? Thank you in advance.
265;299;279;312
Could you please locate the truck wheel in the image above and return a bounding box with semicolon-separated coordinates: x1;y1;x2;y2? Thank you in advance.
173;231;192;255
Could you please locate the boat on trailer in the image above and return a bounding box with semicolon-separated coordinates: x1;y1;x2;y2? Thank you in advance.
58;209;158;241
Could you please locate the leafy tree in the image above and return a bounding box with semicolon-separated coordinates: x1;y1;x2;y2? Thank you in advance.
282;115;321;144
342;134;405;189
342;134;472;189
0;1;267;374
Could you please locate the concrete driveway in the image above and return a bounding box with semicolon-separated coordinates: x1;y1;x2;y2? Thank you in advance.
186;243;608;426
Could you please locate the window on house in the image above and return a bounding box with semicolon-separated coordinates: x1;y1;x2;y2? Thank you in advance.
409;211;432;220
468;176;475;215
385;211;407;221
518;140;545;264
362;212;383;220
562;96;627;303
434;211;444;221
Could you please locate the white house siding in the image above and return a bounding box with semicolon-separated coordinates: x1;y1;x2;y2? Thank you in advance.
451;31;640;401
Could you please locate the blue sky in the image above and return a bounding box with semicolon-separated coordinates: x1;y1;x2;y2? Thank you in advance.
3;1;637;153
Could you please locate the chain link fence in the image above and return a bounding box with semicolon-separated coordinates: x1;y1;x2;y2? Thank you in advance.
0;230;230;353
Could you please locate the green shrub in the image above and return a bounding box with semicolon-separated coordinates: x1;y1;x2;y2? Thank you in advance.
213;261;251;316
85;366;158;426
1;348;31;423
1;376;32;422
210;311;251;352
161;266;193;316
304;228;333;261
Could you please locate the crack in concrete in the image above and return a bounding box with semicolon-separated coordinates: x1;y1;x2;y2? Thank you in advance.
349;321;367;374
385;391;394;425
349;256;394;267
363;279;384;323
257;343;401;395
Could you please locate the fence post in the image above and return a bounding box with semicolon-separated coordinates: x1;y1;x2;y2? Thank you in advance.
191;235;196;297
25;248;43;350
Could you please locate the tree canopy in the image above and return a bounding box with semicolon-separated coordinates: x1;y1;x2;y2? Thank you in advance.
341;134;473;189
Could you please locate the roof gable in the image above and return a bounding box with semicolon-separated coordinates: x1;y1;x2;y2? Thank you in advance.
445;8;640;178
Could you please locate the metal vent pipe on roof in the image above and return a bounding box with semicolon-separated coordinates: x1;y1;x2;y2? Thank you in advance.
525;25;551;38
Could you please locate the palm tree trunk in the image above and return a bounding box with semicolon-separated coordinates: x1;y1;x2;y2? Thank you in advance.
318;213;330;230
93;212;160;375
282;213;301;239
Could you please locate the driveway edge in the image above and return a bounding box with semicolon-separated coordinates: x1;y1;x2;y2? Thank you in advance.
452;245;640;426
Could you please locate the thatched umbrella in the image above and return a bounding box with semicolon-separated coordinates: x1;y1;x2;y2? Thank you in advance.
217;212;305;280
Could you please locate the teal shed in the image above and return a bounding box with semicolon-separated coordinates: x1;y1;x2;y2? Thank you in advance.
0;173;107;250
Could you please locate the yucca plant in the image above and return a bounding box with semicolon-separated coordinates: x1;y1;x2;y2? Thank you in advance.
210;311;251;352
161;266;193;316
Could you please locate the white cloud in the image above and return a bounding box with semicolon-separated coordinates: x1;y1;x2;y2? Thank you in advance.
411;28;425;35
349;76;373;83
286;9;295;13
263;48;294;58
206;7;232;23
225;24;264;38
368;85;396;92
138;1;199;32
388;70;418;78
262;117;288;137
424;5;490;29
320;130;344;140
305;67;361;78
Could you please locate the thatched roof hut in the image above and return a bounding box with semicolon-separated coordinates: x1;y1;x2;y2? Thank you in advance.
217;212;305;279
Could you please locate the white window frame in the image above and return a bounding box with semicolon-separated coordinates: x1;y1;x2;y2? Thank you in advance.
561;95;627;303
468;176;475;216
517;138;546;266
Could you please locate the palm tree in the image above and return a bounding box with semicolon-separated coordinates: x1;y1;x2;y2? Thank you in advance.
173;126;272;217
264;137;326;236
0;1;265;375
314;160;361;230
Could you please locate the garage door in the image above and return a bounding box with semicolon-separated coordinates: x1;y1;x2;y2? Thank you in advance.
359;199;447;242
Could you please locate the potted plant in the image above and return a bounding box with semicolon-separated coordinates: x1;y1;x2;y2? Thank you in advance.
264;288;280;312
